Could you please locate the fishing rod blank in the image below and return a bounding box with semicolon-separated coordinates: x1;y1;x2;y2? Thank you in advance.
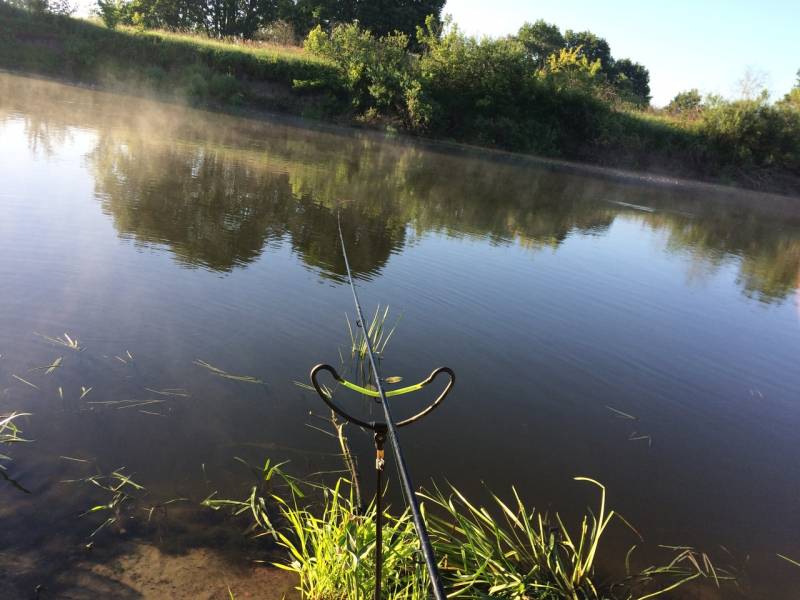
310;213;450;600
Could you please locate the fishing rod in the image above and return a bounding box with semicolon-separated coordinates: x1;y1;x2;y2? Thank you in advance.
309;212;452;600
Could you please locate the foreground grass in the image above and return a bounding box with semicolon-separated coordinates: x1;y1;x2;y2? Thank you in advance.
201;460;733;600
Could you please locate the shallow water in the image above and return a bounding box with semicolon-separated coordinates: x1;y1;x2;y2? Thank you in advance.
1;72;799;598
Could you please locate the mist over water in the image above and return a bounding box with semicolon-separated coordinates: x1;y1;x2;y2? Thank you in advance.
1;73;799;598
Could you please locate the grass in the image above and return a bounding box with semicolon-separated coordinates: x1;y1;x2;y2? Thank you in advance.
0;412;31;466
346;304;399;361
194;359;264;384
0;3;344;112
203;462;733;600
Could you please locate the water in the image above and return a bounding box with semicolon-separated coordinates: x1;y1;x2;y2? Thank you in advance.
1;72;799;598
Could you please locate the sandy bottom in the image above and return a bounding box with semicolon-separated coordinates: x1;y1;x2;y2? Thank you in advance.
1;542;299;600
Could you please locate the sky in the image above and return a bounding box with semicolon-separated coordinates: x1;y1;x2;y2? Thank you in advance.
444;0;800;106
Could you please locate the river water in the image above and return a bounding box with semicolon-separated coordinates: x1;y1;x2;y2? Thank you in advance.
1;72;799;599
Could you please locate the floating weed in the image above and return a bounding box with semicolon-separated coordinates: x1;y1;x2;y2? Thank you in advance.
65;468;145;537
0;412;31;451
86;399;164;410
778;553;800;568
138;410;167;417
606;405;637;420
629;432;653;447
35;332;82;351
194;359;263;384
28;356;63;375
59;455;92;463
143;497;189;522
116;400;164;410
631;545;735;599
11;374;39;390
144;387;190;397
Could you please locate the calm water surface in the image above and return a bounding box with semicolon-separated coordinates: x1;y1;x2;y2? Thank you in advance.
1;73;799;598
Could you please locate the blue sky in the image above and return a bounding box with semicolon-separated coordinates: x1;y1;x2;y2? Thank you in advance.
444;0;800;106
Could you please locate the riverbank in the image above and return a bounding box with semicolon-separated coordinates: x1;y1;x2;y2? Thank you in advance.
2;4;799;197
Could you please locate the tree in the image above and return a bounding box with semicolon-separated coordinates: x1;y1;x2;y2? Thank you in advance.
7;0;74;13
563;29;612;70
516;20;564;67
736;66;769;100
667;89;703;114
96;0;122;27
353;0;445;39
613;58;650;106
290;0;444;40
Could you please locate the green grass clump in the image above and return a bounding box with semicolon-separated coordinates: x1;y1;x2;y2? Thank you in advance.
274;478;430;600
205;463;733;600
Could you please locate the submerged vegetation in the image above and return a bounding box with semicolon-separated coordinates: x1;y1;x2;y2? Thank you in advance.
1;2;799;192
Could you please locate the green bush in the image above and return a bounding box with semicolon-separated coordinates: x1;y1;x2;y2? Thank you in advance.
700;95;800;172
305;23;413;114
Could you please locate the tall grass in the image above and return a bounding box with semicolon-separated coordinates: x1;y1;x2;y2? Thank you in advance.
204;463;732;600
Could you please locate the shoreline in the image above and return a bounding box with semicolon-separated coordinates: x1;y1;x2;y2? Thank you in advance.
5;66;800;217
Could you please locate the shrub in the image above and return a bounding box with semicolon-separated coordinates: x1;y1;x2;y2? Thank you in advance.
305;22;413;114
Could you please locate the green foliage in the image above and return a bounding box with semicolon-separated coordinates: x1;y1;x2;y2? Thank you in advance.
699;96;800;172
2;2;798;189
539;46;602;93
668;89;703;115
564;29;612;70
516;19;564;67
305;22;412;113
274;478;429;599
289;0;444;41
6;0;73;14
613;58;651;106
95;0;122;29
209;465;733;600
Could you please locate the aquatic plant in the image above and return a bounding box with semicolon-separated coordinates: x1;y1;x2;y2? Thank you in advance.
201;457;303;537
194;359;264;384
346;304;399;361
778;554;800;568
61;468;145;536
0;412;31;466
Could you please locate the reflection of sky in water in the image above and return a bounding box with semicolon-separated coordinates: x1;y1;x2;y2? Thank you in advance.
2;73;800;597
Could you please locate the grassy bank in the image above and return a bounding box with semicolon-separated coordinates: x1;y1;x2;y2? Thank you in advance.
1;4;798;195
0;4;344;116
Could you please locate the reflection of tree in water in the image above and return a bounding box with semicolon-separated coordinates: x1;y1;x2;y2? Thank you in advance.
6;71;799;301
88;133;405;276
